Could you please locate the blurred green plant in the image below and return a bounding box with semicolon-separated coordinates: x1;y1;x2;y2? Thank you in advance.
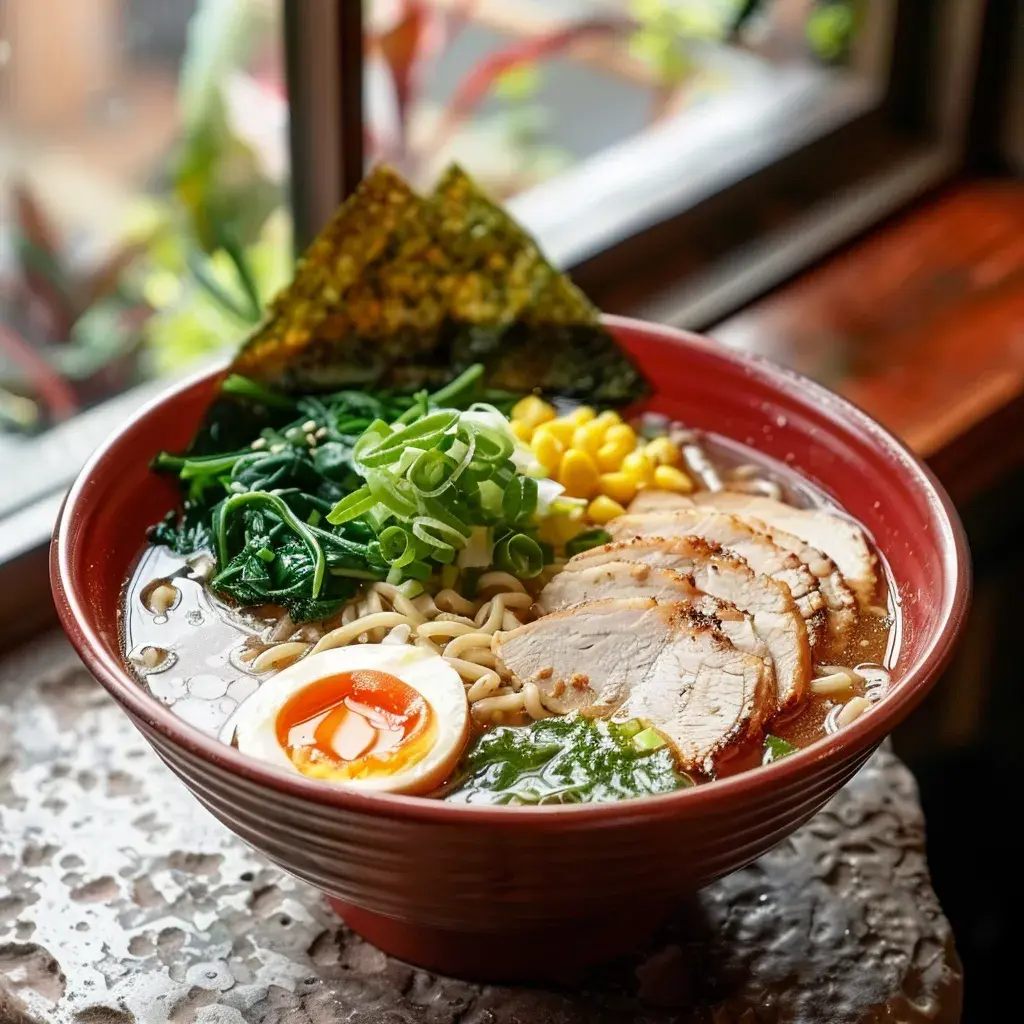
132;203;291;377
373;0;764;188
1;0;288;434
174;0;281;253
137;0;290;376
628;0;740;87
0;182;151;432
806;1;858;64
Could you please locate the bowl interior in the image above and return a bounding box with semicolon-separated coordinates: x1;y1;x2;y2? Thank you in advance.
53;317;969;810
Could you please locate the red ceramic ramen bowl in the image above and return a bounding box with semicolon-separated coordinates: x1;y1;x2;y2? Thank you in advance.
51;316;970;981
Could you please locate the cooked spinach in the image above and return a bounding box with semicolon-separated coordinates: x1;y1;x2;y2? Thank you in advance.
445;715;692;805
151;368;522;621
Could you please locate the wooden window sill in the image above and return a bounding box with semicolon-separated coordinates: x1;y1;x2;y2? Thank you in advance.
712;179;1024;505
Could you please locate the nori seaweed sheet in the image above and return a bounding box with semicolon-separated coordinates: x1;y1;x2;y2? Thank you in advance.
227;163;648;406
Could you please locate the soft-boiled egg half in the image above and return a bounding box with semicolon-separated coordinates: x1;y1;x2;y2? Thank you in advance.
226;645;469;795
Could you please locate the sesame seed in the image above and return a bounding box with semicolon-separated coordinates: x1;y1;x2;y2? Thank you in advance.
305;434;317;447
270;443;286;454
302;419;317;433
315;427;328;439
251;437;267;450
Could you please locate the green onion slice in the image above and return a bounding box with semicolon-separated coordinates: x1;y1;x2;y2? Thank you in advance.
326;486;376;526
366;470;418;518
378;525;418;570
494;532;544;579
357;410;459;468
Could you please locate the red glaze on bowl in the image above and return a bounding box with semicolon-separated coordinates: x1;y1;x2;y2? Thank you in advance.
51;317;970;981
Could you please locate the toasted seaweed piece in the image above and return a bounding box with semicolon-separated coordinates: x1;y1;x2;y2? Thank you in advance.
420;166;647;404
460;322;649;406
429;164;556;323
226;163;649;405
231;165;428;387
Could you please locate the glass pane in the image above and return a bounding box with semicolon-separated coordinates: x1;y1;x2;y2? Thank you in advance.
0;0;290;476
364;0;875;202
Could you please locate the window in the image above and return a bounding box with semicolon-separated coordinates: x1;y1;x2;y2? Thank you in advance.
0;0;289;637
287;1;987;327
0;0;997;637
363;0;887;239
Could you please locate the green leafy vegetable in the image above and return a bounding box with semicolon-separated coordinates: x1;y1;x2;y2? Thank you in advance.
151;376;424;619
446;715;693;805
762;734;799;764
151;364;557;619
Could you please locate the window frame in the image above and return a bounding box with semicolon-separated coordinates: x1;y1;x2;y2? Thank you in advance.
288;0;987;330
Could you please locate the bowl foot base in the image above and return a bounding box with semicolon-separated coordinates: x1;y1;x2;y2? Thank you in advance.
328;897;666;982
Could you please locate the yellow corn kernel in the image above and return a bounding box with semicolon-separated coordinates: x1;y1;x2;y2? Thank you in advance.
531;429;564;471
653;464;694;493
621;451;655;486
540;419;576;447
645;437;682;466
596;437;634;471
588;495;627;524
568;405;596;425
510;420;533;443
572;421;607;455
593;410;622;430
559;448;599;498
511;395;556;430
604;423;637;450
598;472;638;505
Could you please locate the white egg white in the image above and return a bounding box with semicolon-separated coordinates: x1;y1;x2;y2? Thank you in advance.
226;644;469;795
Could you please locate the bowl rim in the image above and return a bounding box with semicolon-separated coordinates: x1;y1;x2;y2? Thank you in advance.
51;314;971;824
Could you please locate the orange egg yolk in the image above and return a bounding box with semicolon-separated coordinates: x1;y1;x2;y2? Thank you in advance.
274;670;436;781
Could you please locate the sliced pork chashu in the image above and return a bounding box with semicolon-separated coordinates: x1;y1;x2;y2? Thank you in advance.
685;491;877;608
630;490;861;649
731;514;857;654
492;598;772;771
607;509;829;648
537;561;771;683
560;536;810;710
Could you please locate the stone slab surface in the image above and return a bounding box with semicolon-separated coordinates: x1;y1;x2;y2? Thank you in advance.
0;635;962;1024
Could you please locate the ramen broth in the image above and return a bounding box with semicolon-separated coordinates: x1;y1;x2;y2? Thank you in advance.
123;425;900;786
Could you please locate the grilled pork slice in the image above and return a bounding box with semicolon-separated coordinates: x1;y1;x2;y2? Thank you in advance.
537;561;771;682
492;598;773;771
737;518;857;654
607;509;828;648
685;491;877;608
561;536;810;710
638;491;861;649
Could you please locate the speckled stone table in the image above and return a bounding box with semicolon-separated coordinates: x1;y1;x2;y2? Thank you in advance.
0;634;961;1024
